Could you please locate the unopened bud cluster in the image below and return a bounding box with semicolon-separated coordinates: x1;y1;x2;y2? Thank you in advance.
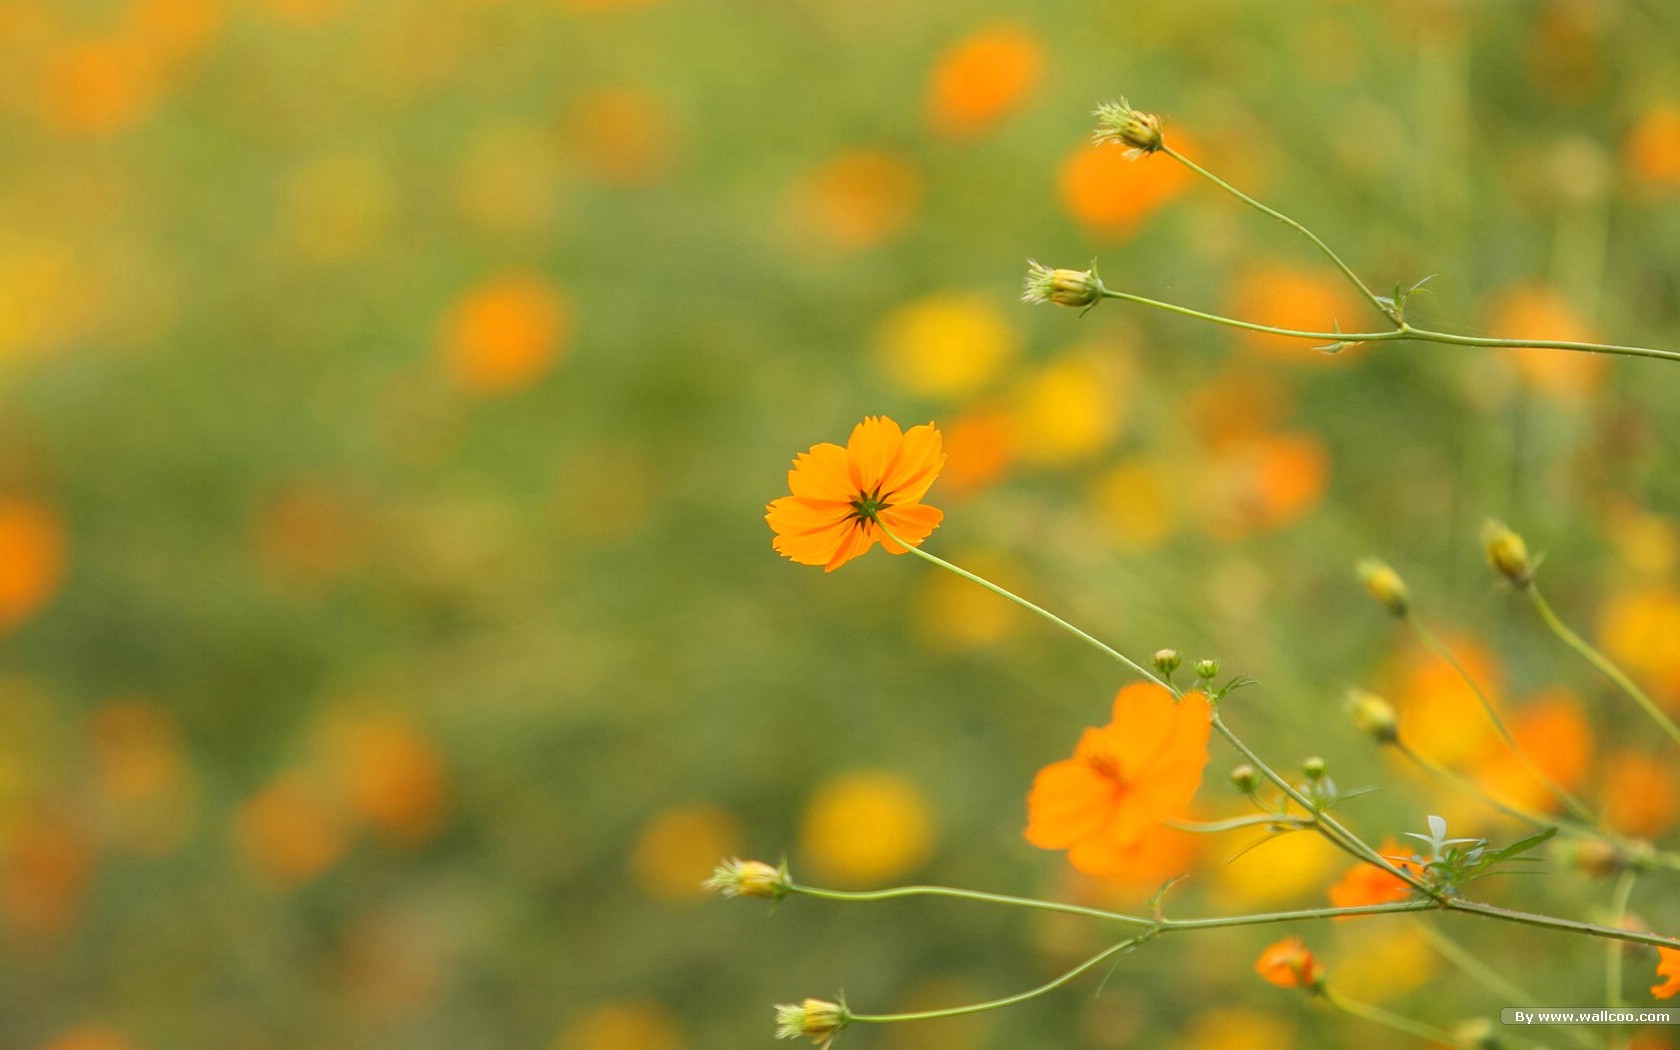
1092;98;1165;157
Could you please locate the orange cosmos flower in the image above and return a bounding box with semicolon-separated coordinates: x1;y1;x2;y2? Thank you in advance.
1025;684;1210;875
1327;840;1424;912
766;417;945;572
1255;936;1325;989
1656;946;1680;1000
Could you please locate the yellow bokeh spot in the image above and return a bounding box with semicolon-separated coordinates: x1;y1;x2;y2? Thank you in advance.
914;549;1023;651
800;769;934;887
1089;457;1177;549
872;293;1018;398
1212;829;1341;908
456;121;560;238
556;1001;683;1050
629;803;742;902
1007;348;1129;467
1330;924;1437;1003
283;153;395;264
1599;586;1680;688
1177;1007;1294;1050
1603;507;1679;577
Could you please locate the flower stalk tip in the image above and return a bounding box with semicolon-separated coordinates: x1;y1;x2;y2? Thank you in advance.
1357;559;1409;617
1481;519;1534;588
775;998;849;1048
1092;98;1165;157
705;857;791;900
1022;260;1105;309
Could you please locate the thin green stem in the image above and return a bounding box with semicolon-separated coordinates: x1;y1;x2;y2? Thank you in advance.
1211;714;1435;895
1526;584;1680;751
789;876;1680;950
1606;869;1638;1050
889;537;1173;694
1166;814;1313;834
1416;921;1602;1050
787;882;1153;927
1093;288;1680;365
1320;986;1458;1045
1161;144;1392;320
1406;612;1596;822
847;935;1148;1024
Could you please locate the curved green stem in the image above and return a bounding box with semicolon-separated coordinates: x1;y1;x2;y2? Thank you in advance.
1166;814;1313;834
887;535;1173;695
1161;144;1393;320
1405;612;1596;822
1094;289;1680;365
1606;869;1639;1050
1211;714;1436;896
1320;985;1458;1045
847;934;1149;1024
1526;584;1680;751
788;882;1154;927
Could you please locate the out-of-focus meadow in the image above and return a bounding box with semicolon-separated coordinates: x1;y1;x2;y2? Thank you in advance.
3;0;1680;1048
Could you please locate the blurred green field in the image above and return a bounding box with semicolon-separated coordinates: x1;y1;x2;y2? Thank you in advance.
3;1;1680;1048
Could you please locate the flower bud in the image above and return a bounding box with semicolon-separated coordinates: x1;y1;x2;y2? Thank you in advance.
1301;756;1327;781
1482;519;1534;587
705;857;790;900
1092;98;1165;157
1451;1017;1500;1050
775;999;848;1048
1255;936;1325;990
1022;260;1103;308
1554;837;1621;879
1346;690;1399;745
1357;559;1409;617
1229;764;1259;794
1153;648;1182;676
1193;658;1220;680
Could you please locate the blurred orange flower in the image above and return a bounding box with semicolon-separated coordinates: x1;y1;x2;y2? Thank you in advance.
1601;752;1680;839
925;24;1043;138
1255;936;1324;988
1059;137;1193;240
765;417;945;572
1227;264;1365;361
0;497;66;634
1025;685;1210;875
438;272;570;395
1327;840;1422;912
1655;946;1680;1000
1626;102;1680;188
1471;691;1592;815
1485;283;1608;400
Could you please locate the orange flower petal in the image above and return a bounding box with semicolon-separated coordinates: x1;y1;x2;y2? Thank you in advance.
1025;757;1115;849
846;416;904;494
876;503;943;553
1655;946;1680;999
823;521;876;573
787;443;854;502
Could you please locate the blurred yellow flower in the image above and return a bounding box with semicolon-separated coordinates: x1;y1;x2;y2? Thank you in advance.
556;1001;684;1050
785;150;922;251
1331;925;1436;1002
630;803;743;902
1090;458;1177;550
925;24;1043;138
1177;1006;1294;1050
1599;585;1680;689
1007;349;1129;467
1213;829;1341;908
800;770;934;887
914;549;1024;651
283;153;396;263
456;121;561;239
438;272;571;394
872;293;1019;397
